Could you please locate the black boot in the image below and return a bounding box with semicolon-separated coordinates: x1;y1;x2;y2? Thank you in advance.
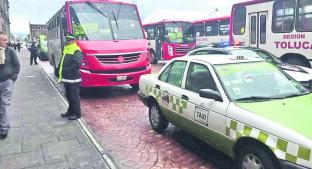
0;130;8;139
68;114;81;120
61;111;72;117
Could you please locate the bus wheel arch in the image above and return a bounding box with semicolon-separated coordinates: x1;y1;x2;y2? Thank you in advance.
234;137;281;169
281;53;311;68
150;49;158;64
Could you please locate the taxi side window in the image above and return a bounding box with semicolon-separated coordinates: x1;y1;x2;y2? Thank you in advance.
159;64;172;82
159;61;187;87
185;63;217;93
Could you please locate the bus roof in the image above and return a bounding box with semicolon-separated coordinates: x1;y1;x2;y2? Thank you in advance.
232;0;274;8
143;20;193;27
65;0;136;6
192;16;230;24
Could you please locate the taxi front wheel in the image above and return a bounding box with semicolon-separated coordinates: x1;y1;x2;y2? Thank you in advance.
237;145;280;169
149;102;168;132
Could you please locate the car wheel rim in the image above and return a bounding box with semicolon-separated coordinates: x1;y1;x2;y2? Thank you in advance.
242;154;264;169
150;105;160;127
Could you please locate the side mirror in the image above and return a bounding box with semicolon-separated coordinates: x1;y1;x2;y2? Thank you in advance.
199;89;223;102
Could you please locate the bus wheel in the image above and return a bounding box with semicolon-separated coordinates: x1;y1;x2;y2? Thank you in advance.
149;101;168;132
285;57;311;68
150;51;158;64
237;145;280;169
130;83;139;90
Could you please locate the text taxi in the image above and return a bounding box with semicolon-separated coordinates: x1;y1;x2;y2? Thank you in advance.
138;55;312;169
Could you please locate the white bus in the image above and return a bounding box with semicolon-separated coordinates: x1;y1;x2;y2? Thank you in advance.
193;16;230;47
230;0;312;67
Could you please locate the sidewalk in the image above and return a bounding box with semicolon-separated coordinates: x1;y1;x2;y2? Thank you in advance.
0;49;109;169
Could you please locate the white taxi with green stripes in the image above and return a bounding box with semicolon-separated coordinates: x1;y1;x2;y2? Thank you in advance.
138;55;312;169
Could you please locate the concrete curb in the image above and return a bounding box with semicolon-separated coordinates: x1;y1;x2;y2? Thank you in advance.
39;66;118;169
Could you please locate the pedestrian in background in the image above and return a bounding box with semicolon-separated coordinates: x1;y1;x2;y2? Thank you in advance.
29;41;38;65
0;31;20;139
16;41;21;52
55;33;82;120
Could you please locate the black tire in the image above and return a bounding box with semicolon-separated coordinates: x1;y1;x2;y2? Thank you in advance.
130;83;139;90
285;57;310;68
148;102;168;132
237;145;280;169
150;50;158;64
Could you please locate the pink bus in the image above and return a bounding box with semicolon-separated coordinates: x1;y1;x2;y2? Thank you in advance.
47;0;151;88
143;20;195;64
193;16;230;47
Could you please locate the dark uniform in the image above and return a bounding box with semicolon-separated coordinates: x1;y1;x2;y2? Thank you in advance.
29;42;38;65
55;34;82;120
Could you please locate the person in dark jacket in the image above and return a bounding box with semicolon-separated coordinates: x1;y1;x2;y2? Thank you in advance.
0;31;20;139
55;33;82;120
29;41;38;65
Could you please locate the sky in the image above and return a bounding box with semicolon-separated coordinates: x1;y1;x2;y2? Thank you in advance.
9;0;247;35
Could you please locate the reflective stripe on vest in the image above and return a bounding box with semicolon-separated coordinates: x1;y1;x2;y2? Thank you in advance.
58;42;81;82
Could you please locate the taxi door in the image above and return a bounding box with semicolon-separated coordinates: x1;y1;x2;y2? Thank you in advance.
156;60;190;125
181;62;230;145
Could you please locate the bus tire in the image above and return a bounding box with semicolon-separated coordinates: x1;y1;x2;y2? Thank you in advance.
130;83;139;90
150;50;158;64
237;144;281;169
283;55;311;68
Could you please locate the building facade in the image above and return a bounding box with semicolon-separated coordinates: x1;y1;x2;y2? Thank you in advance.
0;0;10;34
29;23;47;41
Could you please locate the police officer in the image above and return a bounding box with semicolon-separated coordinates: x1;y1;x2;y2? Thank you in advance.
55;33;82;120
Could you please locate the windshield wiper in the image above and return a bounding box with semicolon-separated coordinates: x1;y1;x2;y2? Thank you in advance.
235;96;273;102
86;1;107;17
112;11;119;29
281;93;309;99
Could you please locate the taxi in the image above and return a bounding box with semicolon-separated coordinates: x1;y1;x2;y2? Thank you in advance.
138;55;312;169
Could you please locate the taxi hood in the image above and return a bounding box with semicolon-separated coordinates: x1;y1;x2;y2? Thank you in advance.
76;39;148;54
236;93;312;140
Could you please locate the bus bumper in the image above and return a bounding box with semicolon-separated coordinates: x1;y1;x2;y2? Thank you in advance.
80;66;152;88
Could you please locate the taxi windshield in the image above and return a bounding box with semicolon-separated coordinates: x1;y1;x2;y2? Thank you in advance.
214;62;309;101
164;22;195;44
69;2;144;41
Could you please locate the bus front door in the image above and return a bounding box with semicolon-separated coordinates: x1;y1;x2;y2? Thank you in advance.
249;12;267;49
156;27;162;60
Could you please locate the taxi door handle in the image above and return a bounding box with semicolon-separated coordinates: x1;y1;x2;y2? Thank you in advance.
181;95;189;101
155;84;160;89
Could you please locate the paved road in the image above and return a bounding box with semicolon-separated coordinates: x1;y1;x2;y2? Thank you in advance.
79;63;236;169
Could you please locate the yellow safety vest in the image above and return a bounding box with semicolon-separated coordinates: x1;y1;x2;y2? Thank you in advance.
58;42;81;82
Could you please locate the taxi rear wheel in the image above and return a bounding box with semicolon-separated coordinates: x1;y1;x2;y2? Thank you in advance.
237;145;280;169
149;102;168;132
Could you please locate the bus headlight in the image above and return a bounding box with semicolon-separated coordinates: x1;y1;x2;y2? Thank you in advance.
168;45;174;56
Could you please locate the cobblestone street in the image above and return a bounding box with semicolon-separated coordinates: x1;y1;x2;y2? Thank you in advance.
79;63;235;169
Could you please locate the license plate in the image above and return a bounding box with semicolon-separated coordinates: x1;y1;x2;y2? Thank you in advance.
117;75;127;81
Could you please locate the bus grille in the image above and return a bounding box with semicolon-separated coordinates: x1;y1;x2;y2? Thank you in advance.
175;46;193;54
95;53;140;64
90;66;147;74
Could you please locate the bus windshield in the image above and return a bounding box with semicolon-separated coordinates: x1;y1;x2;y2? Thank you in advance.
164;22;195;44
69;2;144;41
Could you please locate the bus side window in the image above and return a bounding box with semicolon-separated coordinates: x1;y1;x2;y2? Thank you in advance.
272;0;296;33
296;0;312;32
233;6;246;35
